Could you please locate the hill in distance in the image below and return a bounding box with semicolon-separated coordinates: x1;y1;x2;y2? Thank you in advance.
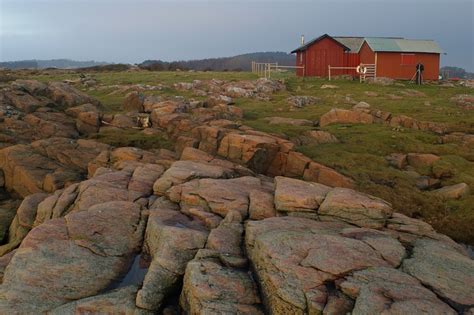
0;59;108;70
139;52;295;71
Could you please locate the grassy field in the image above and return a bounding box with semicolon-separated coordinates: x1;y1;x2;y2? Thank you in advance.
25;70;474;244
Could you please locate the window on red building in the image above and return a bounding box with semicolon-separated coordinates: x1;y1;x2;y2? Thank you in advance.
401;54;416;65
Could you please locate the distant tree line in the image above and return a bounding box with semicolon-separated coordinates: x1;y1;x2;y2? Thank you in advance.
440;66;474;79
139;52;295;72
0;59;107;70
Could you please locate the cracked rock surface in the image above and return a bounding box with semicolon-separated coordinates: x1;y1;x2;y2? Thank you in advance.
0;79;472;314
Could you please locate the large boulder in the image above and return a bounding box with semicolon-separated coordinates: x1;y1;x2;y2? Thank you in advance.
180;258;263;314
168;176;267;218
297;130;339;145
433;183;470;199
0;193;48;256
402;238;474;311
123;91;145;112
302;161;354;188
136;208;208;311
274;176;331;212
47;81;98;107
50;285;153;315
246;217;385;314
406;153;440;169
245;216;458;314
319;188;393;228
264;116;314;126
153;160;232;195
65;103;102;134
0;138;109;197
0;201;144;313
24;111;79;139
319;108;374;127
340;267;456;314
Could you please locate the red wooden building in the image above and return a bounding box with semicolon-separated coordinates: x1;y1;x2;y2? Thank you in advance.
291;34;442;80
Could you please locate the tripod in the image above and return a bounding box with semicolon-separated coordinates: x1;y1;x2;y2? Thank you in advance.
410;69;422;83
410;64;424;85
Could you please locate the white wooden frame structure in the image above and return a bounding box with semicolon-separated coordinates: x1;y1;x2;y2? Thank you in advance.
328;66;357;81
328;63;377;82
251;61;305;79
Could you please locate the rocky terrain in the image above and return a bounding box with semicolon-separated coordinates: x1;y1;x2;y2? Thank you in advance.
0;75;472;314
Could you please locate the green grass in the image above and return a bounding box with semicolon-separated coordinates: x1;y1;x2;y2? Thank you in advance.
20;69;474;243
89;128;173;150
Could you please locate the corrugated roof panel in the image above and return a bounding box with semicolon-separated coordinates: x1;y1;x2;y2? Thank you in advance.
365;38;401;52
365;37;442;53
333;37;365;53
291;35;443;54
395;39;443;54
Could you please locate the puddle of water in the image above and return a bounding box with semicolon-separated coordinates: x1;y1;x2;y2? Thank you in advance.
461;244;474;259
105;253;151;291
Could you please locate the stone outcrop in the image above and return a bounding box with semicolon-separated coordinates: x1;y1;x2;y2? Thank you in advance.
0;201;145;313
0;80;102;147
433;182;470;199
0;77;472;315
319;106;447;134
296;130;339;145
0;150;470;314
264;116;314;126
173;78;285;100
50;285;153;315
136;208;208;311
180;258;263;314
0;138;110;197
287;95;320;108
245;216;466;314
320;108;374;127
319;188;393;228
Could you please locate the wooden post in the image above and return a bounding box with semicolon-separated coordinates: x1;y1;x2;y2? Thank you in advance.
328;65;331;81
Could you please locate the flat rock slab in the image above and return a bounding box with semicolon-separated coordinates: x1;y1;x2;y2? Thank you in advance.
274;176;331;212
319;187;393;228
402;238;474;311
246;216;462;315
50;285;153;315
433;183;470;199
340;267;456;314
180;258;263;314
264;116;314;126
153;160;231;195
319;108;373;127
168;176;266;218
136;208;208;311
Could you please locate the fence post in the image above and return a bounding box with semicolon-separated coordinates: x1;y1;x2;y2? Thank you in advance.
328;65;331;81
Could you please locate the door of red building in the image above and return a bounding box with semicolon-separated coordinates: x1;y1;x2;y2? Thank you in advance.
314;50;327;76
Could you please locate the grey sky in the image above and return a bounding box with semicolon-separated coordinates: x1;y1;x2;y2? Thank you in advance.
1;0;473;71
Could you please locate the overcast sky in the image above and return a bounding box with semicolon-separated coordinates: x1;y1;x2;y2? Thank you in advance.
1;0;473;70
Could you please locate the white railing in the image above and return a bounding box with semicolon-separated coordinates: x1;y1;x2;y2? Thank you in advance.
327;64;377;82
359;64;376;82
328;66;358;81
251;61;305;78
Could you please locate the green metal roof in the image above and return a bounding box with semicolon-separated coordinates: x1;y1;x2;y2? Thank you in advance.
364;37;443;54
291;35;443;54
333;37;365;53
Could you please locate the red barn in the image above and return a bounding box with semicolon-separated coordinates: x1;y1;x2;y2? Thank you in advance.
291;34;442;80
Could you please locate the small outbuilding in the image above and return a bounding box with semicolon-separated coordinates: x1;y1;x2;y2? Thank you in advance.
291;34;442;80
